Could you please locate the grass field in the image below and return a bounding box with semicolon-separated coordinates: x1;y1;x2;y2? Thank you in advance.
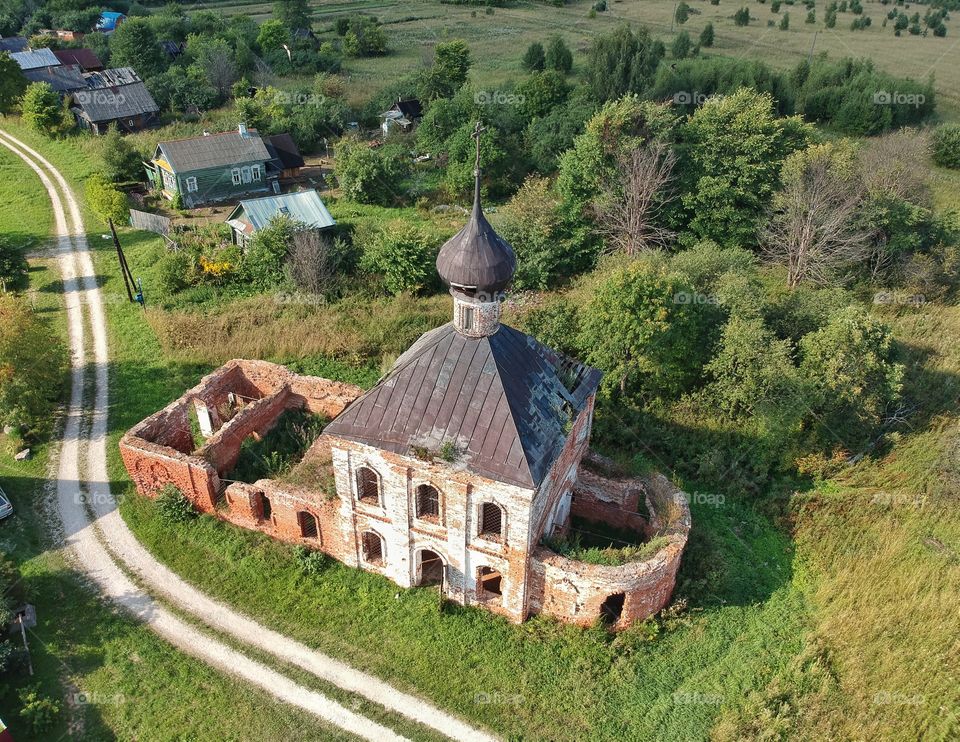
176;0;960;120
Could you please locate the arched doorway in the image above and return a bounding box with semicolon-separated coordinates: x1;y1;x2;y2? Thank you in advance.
417;549;444;586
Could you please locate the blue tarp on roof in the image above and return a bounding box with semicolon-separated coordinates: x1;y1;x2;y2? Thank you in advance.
96;11;125;31
226;191;336;233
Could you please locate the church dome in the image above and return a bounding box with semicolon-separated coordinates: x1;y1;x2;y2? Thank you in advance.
436;134;516;295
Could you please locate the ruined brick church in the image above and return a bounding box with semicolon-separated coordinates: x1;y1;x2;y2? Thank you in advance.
121;136;690;628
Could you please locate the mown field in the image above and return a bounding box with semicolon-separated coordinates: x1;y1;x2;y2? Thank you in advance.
175;0;960;120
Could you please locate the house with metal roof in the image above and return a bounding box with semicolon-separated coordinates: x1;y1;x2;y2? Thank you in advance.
52;48;104;72
70;69;159;135
23;64;86;95
146;124;278;208
381;97;423;136
225;190;335;247
10;48;60;71
0;37;29;53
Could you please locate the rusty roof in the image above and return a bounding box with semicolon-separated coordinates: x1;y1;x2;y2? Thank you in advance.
324;323;601;488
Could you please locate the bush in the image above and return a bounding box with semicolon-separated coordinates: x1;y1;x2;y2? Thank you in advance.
0;294;67;437
734;7;752;25
242;215;298;291
522;41;545;71
85;174;129;226
155;484;197;523
17;686;60;734
156;250;192;295
335;137;410;205
20;82;65;134
932;124;960;169
359;223;439;295
0;235;28;292
294;545;328;575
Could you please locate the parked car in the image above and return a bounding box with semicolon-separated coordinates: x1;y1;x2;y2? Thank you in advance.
0;486;13;520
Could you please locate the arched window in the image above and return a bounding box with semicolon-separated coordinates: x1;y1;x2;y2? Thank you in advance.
298;511;319;540
479;502;504;539
415;484;440;521
362;531;384;565
356;466;381;505
477;566;503;600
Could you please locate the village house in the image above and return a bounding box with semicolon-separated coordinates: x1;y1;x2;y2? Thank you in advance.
96;11;125;34
121;140;690;629
70;68;159;135
146;125;279;208
52;48;104;72
9;47;60;71
225;190;335;248
22;64;86;96
381;97;423;136
0;36;28;53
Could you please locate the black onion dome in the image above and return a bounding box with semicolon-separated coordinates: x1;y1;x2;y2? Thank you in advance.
436;175;516;293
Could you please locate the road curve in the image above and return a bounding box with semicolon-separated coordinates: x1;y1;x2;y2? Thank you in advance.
0;128;496;742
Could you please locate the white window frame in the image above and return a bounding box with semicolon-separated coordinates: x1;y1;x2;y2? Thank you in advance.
251;164;261;182
185;176;198;193
241;166;252;184
161;169;176;192
231;168;242;185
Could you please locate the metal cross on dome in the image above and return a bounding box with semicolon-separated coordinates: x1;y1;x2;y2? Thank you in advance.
471;120;487;173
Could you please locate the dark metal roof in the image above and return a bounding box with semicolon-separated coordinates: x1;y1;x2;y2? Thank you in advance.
0;37;29;53
72;81;159;122
436;176;516;293
324;322;602;489
156;129;270;172
10;48;60;70
265;133;305;170
52;48;103;70
24;64;86;93
388;98;422;119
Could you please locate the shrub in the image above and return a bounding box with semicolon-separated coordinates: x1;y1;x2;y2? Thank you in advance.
242;215;298;291
522;41;545;71
17;686;60;734
734;7;752;25
20;82;64;134
335;137;410;205
700;22;715;47
155;484;197;523
359;223;439;295
0;236;28;292
294;545;328;575
932;124;960;169
545;34;573;73
0;294;67;437
156;250;192;295
85;174;129;226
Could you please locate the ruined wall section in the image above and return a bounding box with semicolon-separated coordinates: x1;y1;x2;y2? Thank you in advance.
120;360;363;513
528;472;690;629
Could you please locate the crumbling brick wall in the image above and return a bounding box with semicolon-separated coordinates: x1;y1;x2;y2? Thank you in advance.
527;472;690;629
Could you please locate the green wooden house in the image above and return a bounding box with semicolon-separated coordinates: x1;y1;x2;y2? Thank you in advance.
145;124;278;208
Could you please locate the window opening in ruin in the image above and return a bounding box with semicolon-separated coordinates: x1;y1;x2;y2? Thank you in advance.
600;592;625;624
362;531;384;565
418;550;444;586
479;502;503;538
357;466;380;504
477;566;503;599
416;484;440;521
260;494;272;521
298;510;319;539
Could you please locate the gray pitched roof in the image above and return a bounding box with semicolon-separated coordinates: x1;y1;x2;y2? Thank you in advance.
226;190;335;233
324;323;602;488
157;130;271;172
24;64;86;93
72;81;159;122
10;48;60;70
0;37;29;53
